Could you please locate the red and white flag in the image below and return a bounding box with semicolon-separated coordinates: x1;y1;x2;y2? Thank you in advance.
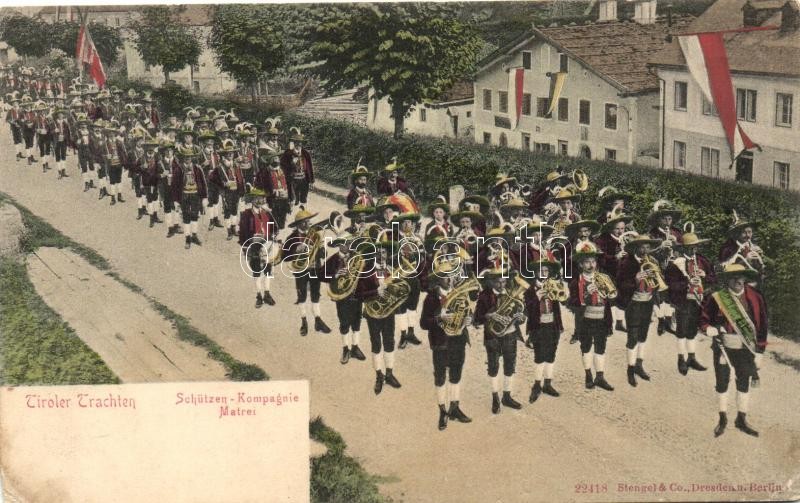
508;67;524;129
76;24;106;89
677;28;774;161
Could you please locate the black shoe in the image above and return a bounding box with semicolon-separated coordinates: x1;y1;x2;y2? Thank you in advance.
374;371;384;395
28;155;33;165
627;366;638;387
300;317;308;337
191;234;202;246
735;412;759;437
340;346;350;365
678;355;689;375
615;320;627;332
16;152;21;161
153;214;163;224
350;345;366;361
57;169;63;179
634;359;651;381
714;412;727;437
687;353;707;371
315;316;331;334
594;372;614;391
98;188;107;200
529;381;542;403
569;334;578;344
84;182;90;192
42;163;47;173
501;391;522;410
384;369;401;388
438;405;448;431
406;327;422;345
137;207;145;219
226;227;234;240
585;369;595;389
542;379;560;397
116;194;124;203
184;236;191;250
61;170;69;178
448;401;472;423
214;217;224;228
149;214;156;227
89;179;95;188
263;291;275;306
167;226;177;238
525;337;535;350
398;330;409;350
110;195;116;206
255;293;263;309
491;392;501;414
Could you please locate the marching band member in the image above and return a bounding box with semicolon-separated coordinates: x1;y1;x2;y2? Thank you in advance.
647;200;683;335
700;264;768;437
377;158;409;196
597;186;632;224
374;197;399;230
258;151;291;231
90;120;111;200
280;128;314;208
719;211;765;287
489;172;519;210
616;234;663;387
529;169;567;215
51;108;70;179
547;187;581;237
568;242;615;391
347;163;375;209
210;139;245;240
499;198;530;231
355;235;403;394
420;257;473;430
75;115;94;191
170;148;207;249
283;208;332;336
394;212;425;349
159;141;181;238
5;93;24;161
596;207;633;332
425;195;452;238
344;204;373;235
34;102;53;173
141;138;164;226
319;232;367;364
451;204;484;271
21;97;37;165
562;219;600;345
239;188;278;308
665;229;715;375
474;267;526;413
236;126;256;190
526;258;565;403
198;128;224;231
127;129;148;213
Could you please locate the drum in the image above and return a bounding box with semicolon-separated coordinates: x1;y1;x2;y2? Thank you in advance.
388;192;420;215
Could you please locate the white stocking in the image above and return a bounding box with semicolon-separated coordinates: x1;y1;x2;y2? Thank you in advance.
594;354;606;373
436;385;447;405
384;350;395;370
582;352;593;370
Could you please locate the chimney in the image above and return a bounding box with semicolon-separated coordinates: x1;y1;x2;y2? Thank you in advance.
634;0;658;24
598;0;618;22
781;0;800;33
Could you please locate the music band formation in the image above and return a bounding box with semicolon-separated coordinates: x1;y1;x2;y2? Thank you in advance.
3;66;769;436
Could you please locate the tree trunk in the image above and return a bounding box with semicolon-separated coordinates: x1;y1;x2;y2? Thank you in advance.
164;70;170;85
251;82;257;104
392;100;406;139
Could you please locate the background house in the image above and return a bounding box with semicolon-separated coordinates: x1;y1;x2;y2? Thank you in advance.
650;0;800;191
472;0;691;166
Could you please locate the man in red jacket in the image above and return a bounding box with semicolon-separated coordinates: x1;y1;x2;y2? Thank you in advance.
171;149;207;249
280;128;314;208
595;207;633;332
239;189;278;308
665;229;716;375
700;264;767;438
526;258;565;403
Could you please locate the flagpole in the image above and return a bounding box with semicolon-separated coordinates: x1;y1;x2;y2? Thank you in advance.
77;7;84;86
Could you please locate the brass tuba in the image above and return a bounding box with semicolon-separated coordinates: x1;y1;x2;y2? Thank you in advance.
288;211;341;273
440;276;482;336
328;252;365;301
486;275;530;337
363;257;414;319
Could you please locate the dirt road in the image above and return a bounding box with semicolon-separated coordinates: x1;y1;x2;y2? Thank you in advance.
1;135;798;502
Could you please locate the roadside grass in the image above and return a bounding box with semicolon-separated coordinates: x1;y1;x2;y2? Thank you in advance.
0;194;389;501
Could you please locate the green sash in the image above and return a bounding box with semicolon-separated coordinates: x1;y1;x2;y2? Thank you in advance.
713;290;757;354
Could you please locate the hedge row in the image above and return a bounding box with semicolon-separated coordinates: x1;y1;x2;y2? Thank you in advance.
122;81;800;338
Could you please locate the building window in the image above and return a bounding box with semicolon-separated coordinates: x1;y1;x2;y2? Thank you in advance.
115;17;120;26
521;93;532;116
522;133;531;151
579;100;590;125
192;63;200;73
673;141;687;170
498;91;509;114
193;81;200;93
534;142;552;154
559;53;569;73
674;81;688;111
702;95;719;116
536;98;550;118
557;97;568;122
700;147;720;177
499;133;508;147
558;140;568;156
605;148;617;162
419;107;427;122
774;161;790;189
482;89;492;111
604;103;617;130
776;93;793;127
522;51;532;70
466;111;472;118
483;132;492;144
736;88;757;122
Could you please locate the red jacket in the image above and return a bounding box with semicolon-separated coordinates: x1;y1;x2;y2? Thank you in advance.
280;148;314;190
664;254;716;306
567;274;613;332
170;162;207;200
699;285;768;353
239;209;276;246
596;233;624;279
525;286;563;333
420;291;450;347
377;176;408;196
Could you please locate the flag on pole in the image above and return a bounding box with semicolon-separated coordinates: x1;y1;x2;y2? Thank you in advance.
507;67;524;129
676;27;775;161
76;23;106;89
545;72;567;118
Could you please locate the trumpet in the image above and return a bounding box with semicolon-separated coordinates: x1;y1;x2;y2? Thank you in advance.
590;271;617;299
729;240;765;273
641;255;668;292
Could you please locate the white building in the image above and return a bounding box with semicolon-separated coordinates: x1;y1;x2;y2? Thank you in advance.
473;0;691;166
650;0;800;191
367;81;474;139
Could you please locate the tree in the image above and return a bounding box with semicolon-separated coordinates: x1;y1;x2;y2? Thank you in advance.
130;6;201;84
308;4;483;138
208;5;285;102
50;20;123;67
0;15;50;59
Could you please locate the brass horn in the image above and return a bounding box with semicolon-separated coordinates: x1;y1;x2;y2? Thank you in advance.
571;169;589;192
